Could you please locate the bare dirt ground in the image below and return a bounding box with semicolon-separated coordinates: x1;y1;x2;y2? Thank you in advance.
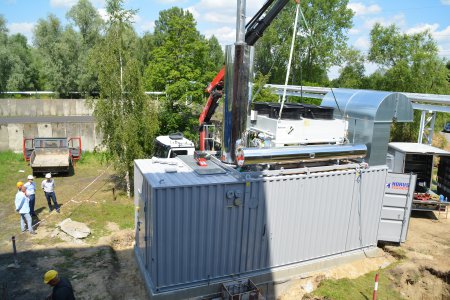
0;225;148;300
2;212;449;300
279;211;450;300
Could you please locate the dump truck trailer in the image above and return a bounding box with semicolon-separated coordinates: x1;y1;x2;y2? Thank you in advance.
23;137;82;175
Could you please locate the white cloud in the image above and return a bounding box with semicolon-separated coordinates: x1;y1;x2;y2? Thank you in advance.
49;0;77;8
8;22;35;42
349;28;360;35
97;8;109;21
204;26;235;45
186;6;200;20
441;0;450;5
328;65;340;80
354;36;370;50
406;23;439;35
140;21;155;33
364;13;406;29
157;0;186;3
364;62;378;76
348;2;381;16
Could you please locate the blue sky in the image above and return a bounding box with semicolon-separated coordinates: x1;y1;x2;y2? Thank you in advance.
2;0;450;78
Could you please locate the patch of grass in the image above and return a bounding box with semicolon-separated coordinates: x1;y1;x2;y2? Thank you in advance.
68;201;134;242
77;151;104;165
311;264;403;300
0;149;133;251
59;249;75;258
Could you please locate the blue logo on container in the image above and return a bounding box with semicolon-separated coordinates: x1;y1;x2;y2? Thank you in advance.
386;182;409;190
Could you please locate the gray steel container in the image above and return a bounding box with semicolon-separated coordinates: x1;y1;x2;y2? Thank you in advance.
134;158;388;296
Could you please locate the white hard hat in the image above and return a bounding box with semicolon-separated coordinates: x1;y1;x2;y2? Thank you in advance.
27;175;34;180
45;173;52;179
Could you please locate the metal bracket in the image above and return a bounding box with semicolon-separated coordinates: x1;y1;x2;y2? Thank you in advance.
417;110;436;145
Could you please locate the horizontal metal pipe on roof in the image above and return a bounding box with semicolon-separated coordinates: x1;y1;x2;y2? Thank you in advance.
237;144;367;166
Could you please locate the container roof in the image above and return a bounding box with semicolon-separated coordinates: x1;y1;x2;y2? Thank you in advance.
135;157;239;188
388;142;450;155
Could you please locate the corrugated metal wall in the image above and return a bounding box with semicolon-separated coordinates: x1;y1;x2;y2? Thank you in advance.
136;165;388;293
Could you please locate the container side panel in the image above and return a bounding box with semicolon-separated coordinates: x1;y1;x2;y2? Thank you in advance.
154;184;245;290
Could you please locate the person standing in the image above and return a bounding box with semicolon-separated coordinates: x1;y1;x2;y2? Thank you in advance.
42;173;60;213
24;175;36;216
15;182;36;234
43;270;75;300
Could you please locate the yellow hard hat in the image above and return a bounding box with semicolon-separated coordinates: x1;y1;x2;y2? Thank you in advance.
16;181;24;188
44;270;58;284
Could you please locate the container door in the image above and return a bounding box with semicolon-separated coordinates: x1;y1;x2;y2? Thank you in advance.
68;137;82;160
378;173;416;243
136;187;148;268
23;138;34;161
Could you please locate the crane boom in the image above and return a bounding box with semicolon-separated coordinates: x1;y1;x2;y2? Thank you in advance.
199;0;292;151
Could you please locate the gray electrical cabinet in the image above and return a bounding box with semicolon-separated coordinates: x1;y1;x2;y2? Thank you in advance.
378;173;416;243
134;157;391;298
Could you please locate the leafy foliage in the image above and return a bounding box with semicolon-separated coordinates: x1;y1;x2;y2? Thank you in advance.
91;0;159;195
144;7;223;142
255;0;353;85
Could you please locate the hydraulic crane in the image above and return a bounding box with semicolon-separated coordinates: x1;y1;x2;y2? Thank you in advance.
198;0;292;151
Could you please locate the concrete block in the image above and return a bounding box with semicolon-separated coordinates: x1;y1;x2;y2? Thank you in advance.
50;100;57;116
0;124;10;151
52;123;68;137
56;100;64;116
9;99;17;116
37;123;52;137
23;123;39;139
7;124;24;152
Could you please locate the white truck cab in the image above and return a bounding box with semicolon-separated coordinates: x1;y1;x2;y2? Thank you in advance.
154;133;195;158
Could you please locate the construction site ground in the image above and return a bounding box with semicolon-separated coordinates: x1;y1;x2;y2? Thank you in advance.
0;151;449;300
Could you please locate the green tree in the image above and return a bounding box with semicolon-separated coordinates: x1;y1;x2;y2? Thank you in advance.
206;35;224;70
255;0;353;85
367;23;450;142
368;23;449;94
67;0;103;47
137;32;155;74
333;48;366;88
33;14;83;95
91;0;159;196
6;34;40;91
144;7;221;141
0;15;12;92
67;0;104;95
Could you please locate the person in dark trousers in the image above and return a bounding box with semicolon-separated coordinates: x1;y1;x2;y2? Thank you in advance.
41;173;60;213
24;175;36;216
44;270;75;300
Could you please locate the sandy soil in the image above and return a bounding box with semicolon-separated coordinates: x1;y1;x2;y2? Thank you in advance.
0;224;148;300
279;211;450;300
1;210;449;299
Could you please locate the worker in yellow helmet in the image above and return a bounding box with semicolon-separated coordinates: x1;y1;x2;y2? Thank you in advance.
15;181;35;234
43;270;75;300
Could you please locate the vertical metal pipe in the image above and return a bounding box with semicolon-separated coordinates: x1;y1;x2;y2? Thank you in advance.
236;0;246;44
222;45;254;164
12;236;18;267
418;110;426;143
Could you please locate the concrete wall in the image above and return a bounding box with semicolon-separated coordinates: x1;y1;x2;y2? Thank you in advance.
0;99;93;116
0;99;101;152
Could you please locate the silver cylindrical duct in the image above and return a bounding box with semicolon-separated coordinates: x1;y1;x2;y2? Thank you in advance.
236;0;246;43
236;144;367;166
221;44;254;164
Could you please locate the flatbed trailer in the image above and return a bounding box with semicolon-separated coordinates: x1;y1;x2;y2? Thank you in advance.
23;137;82;176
